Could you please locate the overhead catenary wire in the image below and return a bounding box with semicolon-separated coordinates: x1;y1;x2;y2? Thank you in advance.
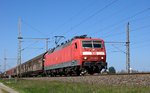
90;7;150;36
63;0;119;36
64;6;150;40
83;6;127;32
129;15;150;23
125;38;150;51
50;0;99;36
131;38;150;46
102;14;150;39
103;24;150;39
111;44;126;54
21;19;48;37
21;41;40;51
22;45;45;62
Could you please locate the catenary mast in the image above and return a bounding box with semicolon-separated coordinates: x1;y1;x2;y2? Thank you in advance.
17;18;22;77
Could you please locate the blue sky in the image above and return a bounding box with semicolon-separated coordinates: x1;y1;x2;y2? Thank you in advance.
0;0;150;72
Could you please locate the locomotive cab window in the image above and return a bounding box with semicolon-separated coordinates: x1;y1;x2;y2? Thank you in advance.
93;41;102;48
82;40;102;48
75;43;77;49
82;41;92;48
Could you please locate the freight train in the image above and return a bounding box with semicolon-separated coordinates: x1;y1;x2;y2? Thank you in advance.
5;35;107;77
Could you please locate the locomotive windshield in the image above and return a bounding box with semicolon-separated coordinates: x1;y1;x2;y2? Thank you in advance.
82;40;102;48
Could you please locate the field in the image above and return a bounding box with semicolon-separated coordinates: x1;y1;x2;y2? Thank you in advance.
0;78;150;93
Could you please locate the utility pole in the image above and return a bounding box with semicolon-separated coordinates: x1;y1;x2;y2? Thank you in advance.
17;18;22;77
126;22;130;73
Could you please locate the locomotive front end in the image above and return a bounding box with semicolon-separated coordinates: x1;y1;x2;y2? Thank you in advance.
81;39;107;74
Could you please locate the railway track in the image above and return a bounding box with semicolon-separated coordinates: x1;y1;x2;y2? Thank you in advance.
94;72;150;76
23;72;150;86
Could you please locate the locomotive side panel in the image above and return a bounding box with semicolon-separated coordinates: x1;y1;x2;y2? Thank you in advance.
44;44;75;70
71;39;83;65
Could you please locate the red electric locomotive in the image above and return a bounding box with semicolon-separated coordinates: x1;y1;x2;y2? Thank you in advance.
4;35;107;77
44;35;107;75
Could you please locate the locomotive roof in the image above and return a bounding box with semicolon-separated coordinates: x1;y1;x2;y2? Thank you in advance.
47;35;104;54
47;35;88;53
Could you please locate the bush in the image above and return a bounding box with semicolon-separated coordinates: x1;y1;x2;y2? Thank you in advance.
108;66;116;74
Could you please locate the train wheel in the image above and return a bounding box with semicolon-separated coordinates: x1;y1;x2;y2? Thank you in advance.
76;70;81;76
80;69;87;76
89;71;94;75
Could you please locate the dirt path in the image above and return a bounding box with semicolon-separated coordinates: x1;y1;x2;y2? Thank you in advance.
0;83;19;93
0;89;3;93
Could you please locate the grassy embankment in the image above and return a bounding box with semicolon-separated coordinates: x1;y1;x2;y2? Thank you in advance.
0;79;150;93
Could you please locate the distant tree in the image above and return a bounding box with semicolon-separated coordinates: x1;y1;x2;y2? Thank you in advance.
108;66;116;74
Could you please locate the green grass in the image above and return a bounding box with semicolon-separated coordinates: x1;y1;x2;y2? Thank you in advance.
0;79;150;93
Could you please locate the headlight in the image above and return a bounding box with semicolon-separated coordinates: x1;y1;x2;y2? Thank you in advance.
84;57;87;60
101;57;104;59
